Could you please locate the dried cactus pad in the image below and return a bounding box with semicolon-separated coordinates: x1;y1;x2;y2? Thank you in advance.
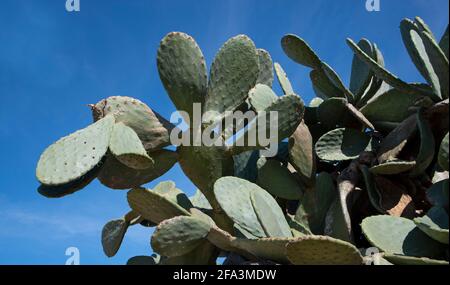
36;115;114;186
286;235;363;265
109;122;153;170
127;187;190;224
361;215;445;258
414;206;449;244
91;96;172;150
250;189;293;238
214;176;266;238
151;216;211;257
315;128;371;161
157;32;207;117
101;218;129;257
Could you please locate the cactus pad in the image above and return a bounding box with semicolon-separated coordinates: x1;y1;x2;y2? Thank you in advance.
248;84;278;112
98;149;177;189
204;35;259;123
109;122;153;169
383;254;449;265
369;160;416;175
361;215;445;258
286;235;363;265
231;238;292;264
315;128;372;161
153;181;193;211
127;187;191;224
157;32;207;119
37;115;114;186
102;218;129;257
256;157;303;200
213;177;267;238
151;216;211;257
256;49;274;87
274;63;294;95
288;121;315;185
414;206;449;244
438;133;449;171
91;96;172;150
250;189;293;238
281;34;322;69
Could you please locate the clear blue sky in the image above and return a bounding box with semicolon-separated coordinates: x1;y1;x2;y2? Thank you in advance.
0;0;448;265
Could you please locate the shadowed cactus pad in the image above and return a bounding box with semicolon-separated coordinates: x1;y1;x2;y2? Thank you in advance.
102;218;129;258
414;206;449;244
361;215;445;258
315;128;372;161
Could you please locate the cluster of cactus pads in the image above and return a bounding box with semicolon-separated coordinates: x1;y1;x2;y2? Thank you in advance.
36;17;449;265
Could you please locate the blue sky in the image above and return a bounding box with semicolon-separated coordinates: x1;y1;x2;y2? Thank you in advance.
0;0;448;265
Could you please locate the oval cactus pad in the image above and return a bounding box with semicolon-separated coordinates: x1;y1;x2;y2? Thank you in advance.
36;115;115;186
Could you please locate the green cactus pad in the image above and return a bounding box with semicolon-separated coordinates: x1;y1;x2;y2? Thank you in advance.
347;38;427;97
315;128;372;161
414;206;449;244
438;133;449;171
233;94;304;151
127;187;191;224
274;62;294;95
310;69;344;99
157;32;207;119
101;218;129;257
289;121;315;185
350;39;374;100
410;109;435;176
383;254;449;265
233;150;260;183
160;240;218;265
377;115;417;163
178;146;234;200
281;34;322;69
126;255;160;265
400;19;448;99
151;216;211;257
248;84;278;112
286;236;363;265
190;190;212;211
360;165;385;213
320;62;354;102
38;164;101;198
360;89;423;124
256;49;274;87
36;115;114;186
98;149;177;189
204;35;259;123
361;215;445;258
153;181;193;211
109;122;153;170
213;177;267;238
369;160;417;175
427;179;449;208
231;238;292;264
91;96;172;150
256;157;303;200
250;189;293;238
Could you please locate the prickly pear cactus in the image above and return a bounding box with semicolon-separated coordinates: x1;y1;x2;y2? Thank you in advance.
36;16;449;265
